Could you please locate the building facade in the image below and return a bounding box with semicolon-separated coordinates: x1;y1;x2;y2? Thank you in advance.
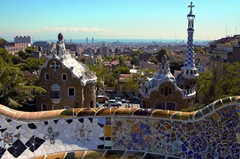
0;42;28;55
14;36;32;44
210;37;240;71
36;33;97;111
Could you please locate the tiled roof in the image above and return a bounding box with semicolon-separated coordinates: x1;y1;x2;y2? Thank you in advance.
111;60;119;65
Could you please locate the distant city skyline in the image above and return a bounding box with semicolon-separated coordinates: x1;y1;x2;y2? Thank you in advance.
0;0;239;41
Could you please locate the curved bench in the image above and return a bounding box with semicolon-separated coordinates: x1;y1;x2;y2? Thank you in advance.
0;96;239;159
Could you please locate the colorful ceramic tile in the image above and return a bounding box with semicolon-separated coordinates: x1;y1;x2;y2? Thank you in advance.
104;125;111;137
104;140;111;147
0;96;239;158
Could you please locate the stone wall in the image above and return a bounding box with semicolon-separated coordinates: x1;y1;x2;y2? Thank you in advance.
0;96;239;159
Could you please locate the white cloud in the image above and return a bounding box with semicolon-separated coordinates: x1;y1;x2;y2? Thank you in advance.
37;27;114;33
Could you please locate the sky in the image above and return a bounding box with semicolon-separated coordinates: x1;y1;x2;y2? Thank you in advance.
0;0;240;41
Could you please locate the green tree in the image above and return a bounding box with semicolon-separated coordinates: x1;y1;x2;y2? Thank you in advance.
0;48;12;64
131;56;138;65
118;56;126;67
12;55;23;65
113;67;130;74
25;46;37;54
215;62;240;97
125;76;139;94
0;66;45;108
133;49;143;56
0;49;45;108
20;57;46;72
156;48;169;63
0;37;7;44
194;46;206;54
196;71;214;104
149;56;159;64
18;50;31;60
196;62;240;105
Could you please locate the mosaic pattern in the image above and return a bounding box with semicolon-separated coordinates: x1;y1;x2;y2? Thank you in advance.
0;96;239;158
0;117;104;158
112;105;240;158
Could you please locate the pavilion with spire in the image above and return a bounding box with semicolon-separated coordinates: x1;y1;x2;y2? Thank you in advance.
139;2;198;110
36;33;97;111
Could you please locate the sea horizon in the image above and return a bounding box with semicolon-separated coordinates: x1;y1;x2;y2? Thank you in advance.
31;38;211;44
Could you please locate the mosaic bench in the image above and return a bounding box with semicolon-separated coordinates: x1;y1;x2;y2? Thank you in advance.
0;96;239;159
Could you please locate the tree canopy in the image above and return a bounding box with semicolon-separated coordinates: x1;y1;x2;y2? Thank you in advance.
156;48;170;63
0;37;8;44
197;62;240;105
0;47;46;108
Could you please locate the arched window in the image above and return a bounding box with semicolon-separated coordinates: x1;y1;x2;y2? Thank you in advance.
90;101;93;108
62;73;67;81
51;84;60;104
68;87;75;97
45;73;49;80
41;103;47;111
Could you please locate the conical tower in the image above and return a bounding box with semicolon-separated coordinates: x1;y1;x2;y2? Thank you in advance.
181;2;199;79
177;2;199;90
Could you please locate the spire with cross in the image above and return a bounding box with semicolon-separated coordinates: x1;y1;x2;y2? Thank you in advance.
187;2;195;29
181;2;199;80
188;2;195;15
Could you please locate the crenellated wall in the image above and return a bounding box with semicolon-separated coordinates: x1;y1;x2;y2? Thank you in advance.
0;96;239;159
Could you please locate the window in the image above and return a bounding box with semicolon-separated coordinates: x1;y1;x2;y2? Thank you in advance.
62;73;67;81
51;84;60;104
52;105;58;110
90;101;93;108
166;102;176;110
64;106;70;109
45;73;49;80
155;102;176;110
68;88;75;97
51;84;60;99
41;103;47;111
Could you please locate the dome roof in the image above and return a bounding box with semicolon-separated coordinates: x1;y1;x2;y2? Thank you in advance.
58;33;63;41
